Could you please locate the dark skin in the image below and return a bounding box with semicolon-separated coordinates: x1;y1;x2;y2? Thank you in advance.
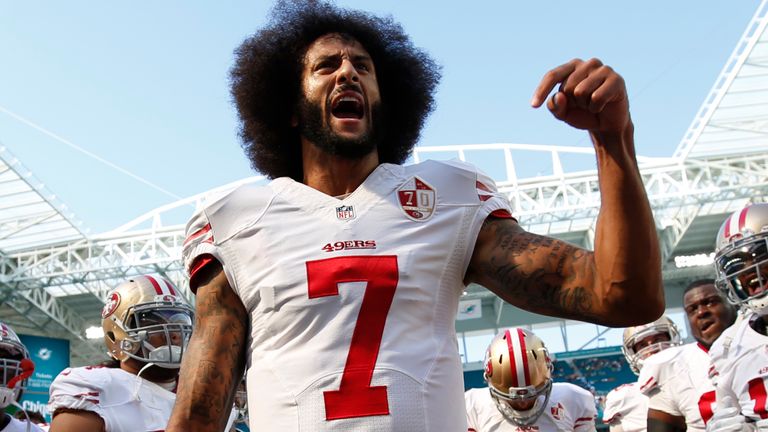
646;283;737;432
168;34;663;431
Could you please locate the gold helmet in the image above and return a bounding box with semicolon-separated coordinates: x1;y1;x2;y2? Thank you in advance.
0;322;32;409
101;275;194;368
621;315;681;375
714;203;768;316
484;328;553;426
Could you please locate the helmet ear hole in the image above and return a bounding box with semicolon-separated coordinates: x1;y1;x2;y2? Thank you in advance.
106;331;116;343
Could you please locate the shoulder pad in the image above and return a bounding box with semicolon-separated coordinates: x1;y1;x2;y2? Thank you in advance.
404;160;499;206
199;182;276;243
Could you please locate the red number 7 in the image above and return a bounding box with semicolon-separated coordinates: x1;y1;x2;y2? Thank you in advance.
306;255;399;421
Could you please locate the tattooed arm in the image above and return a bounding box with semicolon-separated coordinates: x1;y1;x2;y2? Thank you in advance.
167;261;248;432
467;59;663;327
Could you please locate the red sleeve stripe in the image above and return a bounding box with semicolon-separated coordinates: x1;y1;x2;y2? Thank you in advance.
183;223;213;247
188;255;218;294
476;180;492;192
489;209;513;219
576;416;595;422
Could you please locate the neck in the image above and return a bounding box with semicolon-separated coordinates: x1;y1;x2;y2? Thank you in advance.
120;358;178;385
301;140;379;196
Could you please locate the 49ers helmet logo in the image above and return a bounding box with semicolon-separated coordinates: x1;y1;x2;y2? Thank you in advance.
102;292;121;319
397;176;436;222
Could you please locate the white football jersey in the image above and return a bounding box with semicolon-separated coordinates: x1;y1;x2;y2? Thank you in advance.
464;383;596;432
1;415;45;432
638;343;713;431
48;366;177;432
183;161;512;432
603;382;647;432
710;312;768;423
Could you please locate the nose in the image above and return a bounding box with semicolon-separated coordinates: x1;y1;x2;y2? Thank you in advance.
336;58;360;85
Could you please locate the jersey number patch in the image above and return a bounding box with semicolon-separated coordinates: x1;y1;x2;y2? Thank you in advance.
306;255;398;421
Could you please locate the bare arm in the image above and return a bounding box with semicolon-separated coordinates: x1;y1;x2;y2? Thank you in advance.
49;409;105;432
167;261;248;432
647;409;687;432
467;58;663;327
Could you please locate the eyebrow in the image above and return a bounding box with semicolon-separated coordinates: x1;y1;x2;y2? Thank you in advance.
312;53;373;64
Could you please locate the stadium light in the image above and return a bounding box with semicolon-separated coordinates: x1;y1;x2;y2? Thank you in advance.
85;326;104;339
674;253;715;268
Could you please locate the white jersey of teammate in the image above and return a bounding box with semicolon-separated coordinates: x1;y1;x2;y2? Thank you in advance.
603;382;647;432
464;383;597;432
48;366;235;432
48;366;176;432
710;312;768;422
183;161;512;432
638;343;714;431
1;415;45;432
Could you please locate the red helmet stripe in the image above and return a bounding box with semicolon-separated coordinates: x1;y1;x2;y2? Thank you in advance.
145;275;164;295
504;329;519;387
517;328;531;386
724;214;733;239
738;205;750;234
162;278;177;296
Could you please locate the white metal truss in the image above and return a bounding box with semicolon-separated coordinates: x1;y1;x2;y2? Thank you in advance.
3;0;768;365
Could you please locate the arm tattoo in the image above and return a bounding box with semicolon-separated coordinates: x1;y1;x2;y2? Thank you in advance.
169;264;248;431
476;218;598;320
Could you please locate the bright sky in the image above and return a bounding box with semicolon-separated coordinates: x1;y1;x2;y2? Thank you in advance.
0;1;761;235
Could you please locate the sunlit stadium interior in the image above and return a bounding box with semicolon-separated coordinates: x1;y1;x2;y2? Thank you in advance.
2;1;768;429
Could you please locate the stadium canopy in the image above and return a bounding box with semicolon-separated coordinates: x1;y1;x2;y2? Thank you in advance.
2;0;768;366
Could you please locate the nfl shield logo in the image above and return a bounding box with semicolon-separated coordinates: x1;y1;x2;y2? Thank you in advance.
397;176;436;221
336;205;355;220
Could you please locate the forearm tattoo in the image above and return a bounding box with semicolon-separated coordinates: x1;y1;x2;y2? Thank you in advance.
478;218;597;319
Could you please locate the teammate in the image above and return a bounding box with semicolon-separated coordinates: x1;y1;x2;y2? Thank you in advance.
603;315;682;431
465;328;596;431
0;322;44;432
48;275;196;432
167;1;663;431
706;203;768;431
639;280;737;431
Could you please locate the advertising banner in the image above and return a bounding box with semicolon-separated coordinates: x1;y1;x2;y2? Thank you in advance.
17;334;70;422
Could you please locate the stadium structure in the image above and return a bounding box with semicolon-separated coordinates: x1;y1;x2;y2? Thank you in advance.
1;1;768;420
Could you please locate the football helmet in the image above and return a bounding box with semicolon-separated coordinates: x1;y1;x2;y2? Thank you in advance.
621;315;682;374
0;322;32;409
714;203;768;316
101;275;194;368
484;328;553;426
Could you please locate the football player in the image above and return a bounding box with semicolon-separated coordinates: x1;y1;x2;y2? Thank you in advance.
0;322;44;432
639;280;737;431
465;328;596;431
167;1;663;430
706;203;768;431
47;275;200;432
603;315;682;431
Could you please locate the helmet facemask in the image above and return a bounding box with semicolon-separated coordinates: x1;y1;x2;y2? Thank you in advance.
489;371;553;426
109;302;193;369
621;317;681;375
0;330;30;409
715;231;768;316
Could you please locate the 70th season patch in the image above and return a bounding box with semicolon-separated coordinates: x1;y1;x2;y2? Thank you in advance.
397;176;436;221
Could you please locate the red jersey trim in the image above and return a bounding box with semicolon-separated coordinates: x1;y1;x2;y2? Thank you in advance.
189;255;218;294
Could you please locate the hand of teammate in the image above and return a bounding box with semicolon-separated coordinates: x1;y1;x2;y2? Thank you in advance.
531;58;630;135
706;396;754;432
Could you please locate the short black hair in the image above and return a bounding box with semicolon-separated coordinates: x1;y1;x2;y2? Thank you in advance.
683;278;716;298
230;0;441;180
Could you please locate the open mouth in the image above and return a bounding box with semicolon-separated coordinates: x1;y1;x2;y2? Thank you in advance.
747;275;768;296
699;320;714;334
331;92;364;119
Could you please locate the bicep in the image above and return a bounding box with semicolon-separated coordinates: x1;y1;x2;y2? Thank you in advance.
467;216;601;322
647;409;686;432
50;409;105;432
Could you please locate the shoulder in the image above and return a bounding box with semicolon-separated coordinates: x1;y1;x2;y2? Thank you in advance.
556;383;595;411
403;160;503;203
638;346;684;394
185;181;276;242
464;387;490;406
51;366;115;391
